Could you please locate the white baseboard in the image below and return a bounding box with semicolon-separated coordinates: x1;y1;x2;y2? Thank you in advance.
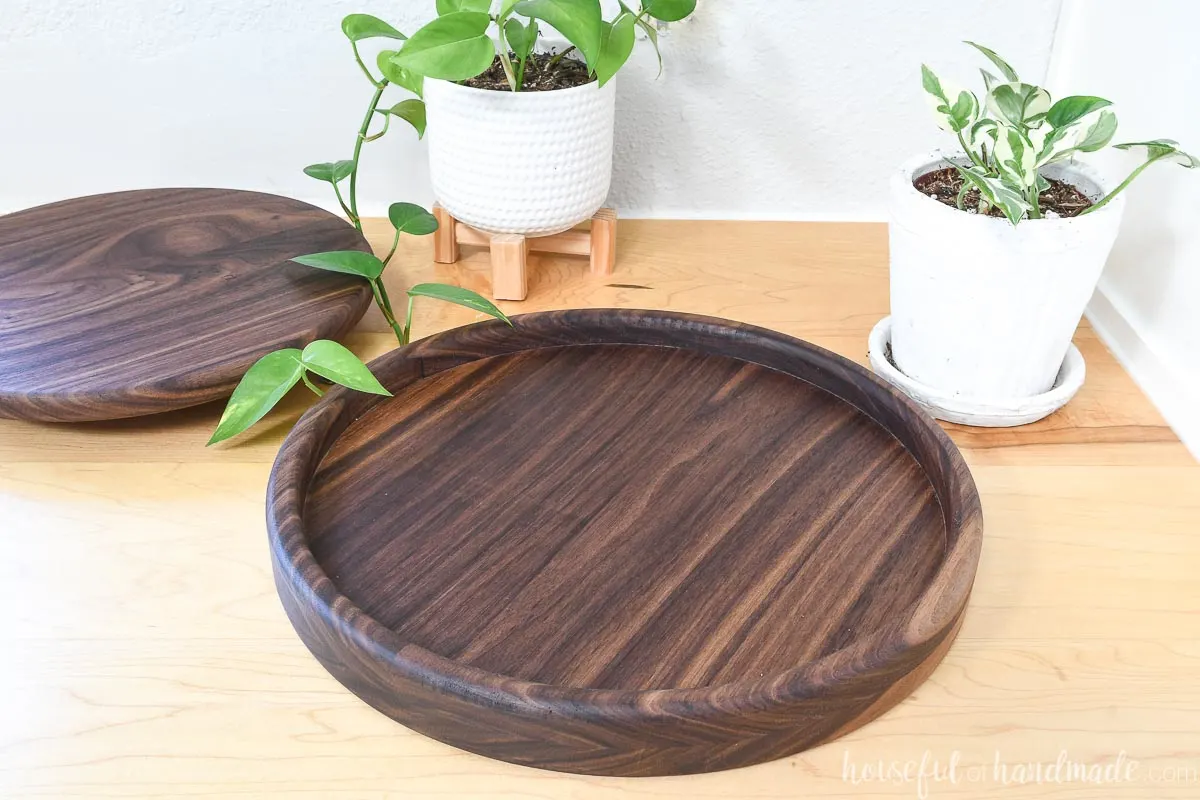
1086;288;1200;459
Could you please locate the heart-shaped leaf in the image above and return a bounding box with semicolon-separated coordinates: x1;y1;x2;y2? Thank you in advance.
436;0;492;13
958;167;1030;225
342;14;406;42
987;83;1049;127
513;0;602;70
643;0;696;22
208;349;304;445
303;160;355;183
391;12;496;82
300;341;391;395
408;283;512;324
1115;139;1200;167
376;50;425;97
964;41;1019;82
1046;96;1112;129
380;99;427;138
292;250;384;281
388;202;439;236
596;13;635;87
505;18;539;62
1073;110;1118;153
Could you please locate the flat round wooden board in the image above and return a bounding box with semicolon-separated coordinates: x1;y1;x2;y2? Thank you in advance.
268;310;983;777
0;189;372;421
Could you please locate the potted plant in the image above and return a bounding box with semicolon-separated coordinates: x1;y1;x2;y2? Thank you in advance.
873;42;1196;425
208;14;511;445
382;0;696;236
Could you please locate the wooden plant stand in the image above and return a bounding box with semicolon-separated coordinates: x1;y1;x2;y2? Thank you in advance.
432;204;617;301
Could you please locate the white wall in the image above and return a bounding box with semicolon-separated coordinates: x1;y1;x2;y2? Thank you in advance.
0;0;1063;220
1047;0;1200;455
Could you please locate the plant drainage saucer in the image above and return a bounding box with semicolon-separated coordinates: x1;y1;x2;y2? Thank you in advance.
868;316;1085;428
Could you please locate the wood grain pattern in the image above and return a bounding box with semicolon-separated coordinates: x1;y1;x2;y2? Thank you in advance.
0;189;372;421
267;309;984;776
2;221;1198;799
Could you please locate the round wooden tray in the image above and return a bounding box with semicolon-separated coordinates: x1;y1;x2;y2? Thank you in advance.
268;310;983;777
0;189;372;421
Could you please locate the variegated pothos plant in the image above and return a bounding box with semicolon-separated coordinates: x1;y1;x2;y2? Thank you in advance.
922;42;1197;224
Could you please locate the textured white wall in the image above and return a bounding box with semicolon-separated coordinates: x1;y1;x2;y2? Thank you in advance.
1049;0;1200;455
0;0;1063;219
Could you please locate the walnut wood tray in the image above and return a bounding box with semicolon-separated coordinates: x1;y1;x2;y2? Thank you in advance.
268;309;983;777
0;189;372;421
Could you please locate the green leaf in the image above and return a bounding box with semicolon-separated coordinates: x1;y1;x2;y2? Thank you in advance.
595;13;635;87
208;349;304;445
958;167;1031;225
964;41;1019;82
436;0;492;13
380;99;427;138
392;12;496;82
921;64;948;103
300;341;391;396
642;0;696;22
1114;139;1200;167
505;18;539;62
988;83;1050;127
302;160;355;184
994;125;1036;188
342;14;406;42
377;50;424;97
388;202;439;236
408;283;512;324
1074;110;1118;153
635;14;662;77
292;250;384;281
1046;95;1112;129
513;0;602;70
499;0;521;16
980;69;1000;93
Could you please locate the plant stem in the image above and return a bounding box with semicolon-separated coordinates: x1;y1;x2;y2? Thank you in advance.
956;130;985;169
515;55;527;90
331;181;353;220
352;42;382;87
548;45;576;68
348;81;390;231
494;18;519;91
370;278;406;346
1079;155;1164;216
955;182;970;210
401;294;415;345
1028;185;1042;219
301;373;325;397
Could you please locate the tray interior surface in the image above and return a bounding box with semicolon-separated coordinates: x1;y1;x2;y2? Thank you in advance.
305;342;947;692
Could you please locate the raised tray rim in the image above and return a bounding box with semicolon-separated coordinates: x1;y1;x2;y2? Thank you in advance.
267;309;984;775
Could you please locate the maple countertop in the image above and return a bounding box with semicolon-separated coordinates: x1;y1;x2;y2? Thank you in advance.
2;220;1197;799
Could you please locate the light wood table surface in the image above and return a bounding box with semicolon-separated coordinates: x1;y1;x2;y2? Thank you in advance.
2;221;1198;799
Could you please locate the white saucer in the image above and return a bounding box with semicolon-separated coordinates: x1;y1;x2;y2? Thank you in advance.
867;316;1085;427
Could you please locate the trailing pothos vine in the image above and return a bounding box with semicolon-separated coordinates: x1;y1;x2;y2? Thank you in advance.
209;14;510;446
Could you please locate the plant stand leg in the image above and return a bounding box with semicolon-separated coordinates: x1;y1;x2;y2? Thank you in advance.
491;234;528;301
590;208;618;276
433;203;459;264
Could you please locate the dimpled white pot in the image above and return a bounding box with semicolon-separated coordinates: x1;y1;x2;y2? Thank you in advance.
888;151;1126;401
424;76;616;237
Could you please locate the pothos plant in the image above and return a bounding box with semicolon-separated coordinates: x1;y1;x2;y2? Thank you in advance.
922;41;1197;224
390;0;697;90
208;13;511;446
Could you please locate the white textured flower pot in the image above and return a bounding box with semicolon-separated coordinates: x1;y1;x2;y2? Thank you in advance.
888;151;1126;402
424;77;616;237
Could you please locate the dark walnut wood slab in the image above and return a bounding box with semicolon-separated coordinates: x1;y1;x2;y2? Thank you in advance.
268;310;983;777
0;189;372;421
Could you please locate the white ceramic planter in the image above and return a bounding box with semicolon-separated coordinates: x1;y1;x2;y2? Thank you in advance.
424;76;616;237
888;150;1126;401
